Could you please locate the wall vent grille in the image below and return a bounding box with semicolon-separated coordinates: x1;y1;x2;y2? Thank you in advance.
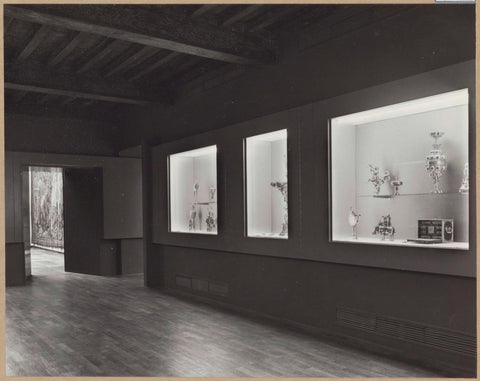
175;274;228;297
336;307;475;357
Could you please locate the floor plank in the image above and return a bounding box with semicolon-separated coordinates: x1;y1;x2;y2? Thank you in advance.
6;247;444;377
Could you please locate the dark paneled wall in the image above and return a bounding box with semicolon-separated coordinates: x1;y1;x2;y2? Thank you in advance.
6;243;26;286
117;5;475;148
5;113;117;156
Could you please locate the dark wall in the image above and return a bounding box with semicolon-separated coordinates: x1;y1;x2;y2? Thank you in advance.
6;243;26;286
64;167;119;276
5;113;117;156
117;5;475;148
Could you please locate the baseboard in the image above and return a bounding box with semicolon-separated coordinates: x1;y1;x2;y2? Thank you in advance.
162;286;475;378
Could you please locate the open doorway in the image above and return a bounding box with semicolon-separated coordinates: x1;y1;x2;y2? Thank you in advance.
29;166;64;276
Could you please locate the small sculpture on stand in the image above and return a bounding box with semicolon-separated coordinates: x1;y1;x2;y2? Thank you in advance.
368;165;391;195
372;214;395;241
270;181;288;236
390;178;403;196
208;185;216;201
193;181;200;203
425;132;447;194
206;207;216;232
188;204;197;231
459;162;469;195
348;207;361;239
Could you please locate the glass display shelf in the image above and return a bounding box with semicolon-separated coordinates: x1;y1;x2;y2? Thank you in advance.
335;236;469;250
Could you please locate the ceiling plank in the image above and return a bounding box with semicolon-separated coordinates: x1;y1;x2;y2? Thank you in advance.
130;51;180;82
5;82;153;105
4;16;14;32
250;6;305;32
222;5;263;27
190;5;216;19
77;39;127;74
5;4;275;64
16;24;50;61
48;32;86;68
105;45;158;77
5;60;167;105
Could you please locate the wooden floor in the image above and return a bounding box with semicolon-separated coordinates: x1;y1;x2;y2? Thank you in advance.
6;248;444;377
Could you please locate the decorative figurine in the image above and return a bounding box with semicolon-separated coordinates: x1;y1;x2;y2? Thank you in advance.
368;164;391;195
193;181;200;203
372;214;395;241
198;206;203;231
390;178;403;196
425;132;447;193
459;162;469;195
270;181;288;236
206;207;216;232
188;204;197;231
208;185;216;201
348;207;361;239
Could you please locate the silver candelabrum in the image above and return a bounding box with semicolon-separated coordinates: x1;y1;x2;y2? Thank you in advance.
425;132;447;194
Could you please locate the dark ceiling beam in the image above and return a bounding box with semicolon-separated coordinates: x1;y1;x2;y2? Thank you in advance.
4;16;14;32
190;5;216;19
5;98;123;123
16;24;49;61
61;97;77;105
222;5;263;27
249;6;305;32
130;51;180;82
5;61;166;105
5;4;275;65
38;93;55;104
5;82;154;105
48;32;85;68
105;46;158;77
77;39;127;74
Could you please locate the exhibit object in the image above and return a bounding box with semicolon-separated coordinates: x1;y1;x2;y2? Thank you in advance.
417;218;454;243
329;88;469;249
390;178;403;196
372;214;395;241
425;132;447;194
169;145;218;234
459;162;469;194
245;129;288;238
368;165;391;196
348;207;361;239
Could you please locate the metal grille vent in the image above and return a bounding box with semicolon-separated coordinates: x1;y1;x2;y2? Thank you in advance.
336;307;475;357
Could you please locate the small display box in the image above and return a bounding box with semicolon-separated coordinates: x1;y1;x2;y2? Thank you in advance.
329;89;469;250
168;145;217;235
418;218;454;242
245;129;288;239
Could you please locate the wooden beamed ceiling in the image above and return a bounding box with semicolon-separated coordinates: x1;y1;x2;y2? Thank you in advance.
4;4;416;122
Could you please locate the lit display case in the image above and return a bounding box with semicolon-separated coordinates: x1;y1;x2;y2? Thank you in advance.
245;129;288;239
168;145;217;234
329;89;469;250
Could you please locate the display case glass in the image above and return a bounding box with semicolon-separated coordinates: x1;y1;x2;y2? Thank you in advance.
168;145;217;234
330;89;469;250
245;129;288;239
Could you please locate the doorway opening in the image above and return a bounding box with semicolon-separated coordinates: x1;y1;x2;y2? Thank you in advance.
28;166;64;275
